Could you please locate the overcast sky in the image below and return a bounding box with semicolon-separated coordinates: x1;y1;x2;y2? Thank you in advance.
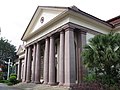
0;0;120;49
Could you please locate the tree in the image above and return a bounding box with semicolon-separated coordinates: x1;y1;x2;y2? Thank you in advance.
82;33;120;87
0;37;17;65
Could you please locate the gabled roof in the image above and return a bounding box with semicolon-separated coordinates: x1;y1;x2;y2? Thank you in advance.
107;15;120;27
68;6;113;28
21;5;113;41
17;45;25;55
21;6;68;40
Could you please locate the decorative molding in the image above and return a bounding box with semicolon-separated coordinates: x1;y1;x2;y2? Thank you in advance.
25;22;102;47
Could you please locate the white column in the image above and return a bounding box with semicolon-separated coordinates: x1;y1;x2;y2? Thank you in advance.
48;36;56;85
43;38;49;84
26;46;32;83
31;44;36;82
7;59;10;80
23;48;28;82
59;31;65;85
34;42;41;84
17;59;21;80
64;28;76;86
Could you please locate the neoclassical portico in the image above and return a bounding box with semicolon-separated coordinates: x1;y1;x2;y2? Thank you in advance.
17;5;116;87
21;23;87;86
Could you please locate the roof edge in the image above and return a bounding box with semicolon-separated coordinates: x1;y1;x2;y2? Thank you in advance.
68;6;113;28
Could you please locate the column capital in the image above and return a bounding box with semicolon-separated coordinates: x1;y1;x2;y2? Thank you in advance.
64;27;75;32
45;37;49;41
49;35;55;39
60;30;64;34
79;30;86;35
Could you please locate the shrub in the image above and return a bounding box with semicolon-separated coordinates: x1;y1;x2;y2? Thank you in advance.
82;32;120;88
0;73;19;86
9;76;17;84
84;73;96;83
0;80;5;83
0;72;3;80
10;73;17;77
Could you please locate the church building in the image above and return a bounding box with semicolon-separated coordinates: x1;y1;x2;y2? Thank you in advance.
16;6;120;87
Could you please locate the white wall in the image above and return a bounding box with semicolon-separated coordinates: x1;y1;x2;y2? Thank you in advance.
32;9;64;32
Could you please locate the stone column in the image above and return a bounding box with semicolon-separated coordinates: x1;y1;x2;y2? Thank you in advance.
31;44;36;83
59;31;65;85
57;42;60;83
43;38;49;84
34;42;41;84
48;35;55;85
77;31;86;83
17;59;21;80
23;48;28;82
26;46;32;83
64;28;76;86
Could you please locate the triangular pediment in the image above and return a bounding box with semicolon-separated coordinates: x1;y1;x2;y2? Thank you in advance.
22;6;67;40
17;45;25;55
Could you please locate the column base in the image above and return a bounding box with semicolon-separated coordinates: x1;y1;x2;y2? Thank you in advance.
22;78;25;82
59;82;64;86
48;82;56;86
26;80;31;83
34;81;41;84
31;81;35;83
43;82;48;85
64;83;76;87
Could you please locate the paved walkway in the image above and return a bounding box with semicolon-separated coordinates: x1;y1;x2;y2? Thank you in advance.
12;83;70;90
0;83;71;90
13;82;36;90
0;83;20;90
33;84;70;90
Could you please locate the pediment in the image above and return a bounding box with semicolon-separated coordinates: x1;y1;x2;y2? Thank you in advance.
22;6;67;41
17;45;25;55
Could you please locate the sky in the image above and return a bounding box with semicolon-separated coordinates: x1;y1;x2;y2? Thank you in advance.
0;0;120;49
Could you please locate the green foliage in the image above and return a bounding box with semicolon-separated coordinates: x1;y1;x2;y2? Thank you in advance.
0;37;17;64
0;80;9;83
0;72;3;80
9;73;18;85
82;32;120;87
7;82;13;85
84;73;96;83
10;73;17;77
0;73;19;85
9;76;17;84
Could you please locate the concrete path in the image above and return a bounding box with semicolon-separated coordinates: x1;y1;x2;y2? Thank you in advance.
13;82;37;90
0;83;21;90
33;84;70;90
13;83;70;90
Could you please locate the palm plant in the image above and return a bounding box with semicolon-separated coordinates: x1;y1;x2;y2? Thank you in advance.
82;32;120;87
